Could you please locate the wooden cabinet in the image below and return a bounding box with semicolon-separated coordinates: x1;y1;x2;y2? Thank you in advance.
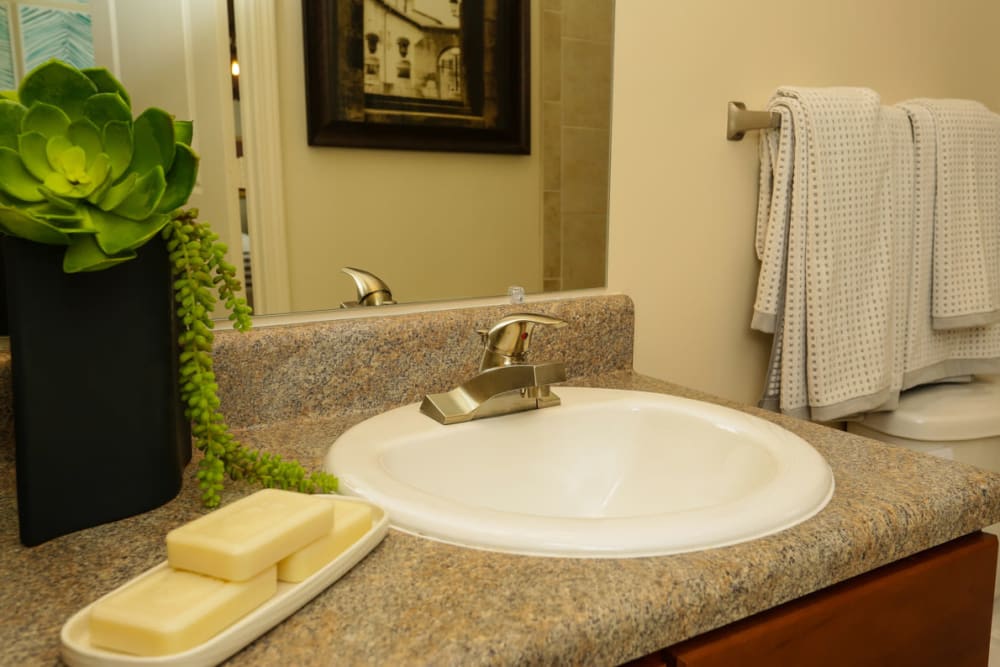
627;532;998;667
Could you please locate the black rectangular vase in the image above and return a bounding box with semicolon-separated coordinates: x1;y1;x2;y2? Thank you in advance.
3;235;191;546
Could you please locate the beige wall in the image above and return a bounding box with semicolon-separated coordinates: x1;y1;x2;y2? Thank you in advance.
274;2;542;311
607;0;1000;405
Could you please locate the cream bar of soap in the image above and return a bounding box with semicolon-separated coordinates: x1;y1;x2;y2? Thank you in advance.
277;500;373;583
167;489;334;581
89;565;277;656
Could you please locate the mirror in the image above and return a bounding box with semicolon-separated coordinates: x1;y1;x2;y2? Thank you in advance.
0;0;614;319
234;0;614;314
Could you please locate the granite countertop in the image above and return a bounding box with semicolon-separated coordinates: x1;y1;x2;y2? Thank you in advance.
4;371;1000;666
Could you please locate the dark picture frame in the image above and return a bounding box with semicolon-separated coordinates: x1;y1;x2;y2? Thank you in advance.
302;0;530;154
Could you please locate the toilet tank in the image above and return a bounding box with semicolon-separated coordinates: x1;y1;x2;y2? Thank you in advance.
847;375;1000;470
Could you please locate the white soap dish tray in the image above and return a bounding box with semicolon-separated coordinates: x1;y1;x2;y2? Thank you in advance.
60;496;388;667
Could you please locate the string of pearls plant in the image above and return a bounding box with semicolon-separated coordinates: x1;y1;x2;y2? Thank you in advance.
165;210;338;507
0;59;335;507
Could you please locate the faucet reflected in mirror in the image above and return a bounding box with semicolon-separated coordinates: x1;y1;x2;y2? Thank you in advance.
339;267;396;308
420;313;568;424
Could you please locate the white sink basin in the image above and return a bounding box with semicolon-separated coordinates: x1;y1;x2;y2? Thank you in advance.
325;388;834;557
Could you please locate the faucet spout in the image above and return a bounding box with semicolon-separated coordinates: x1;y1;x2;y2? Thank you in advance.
420;362;567;425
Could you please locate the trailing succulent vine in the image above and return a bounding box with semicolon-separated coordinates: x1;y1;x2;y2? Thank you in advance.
164;211;337;507
0;59;337;507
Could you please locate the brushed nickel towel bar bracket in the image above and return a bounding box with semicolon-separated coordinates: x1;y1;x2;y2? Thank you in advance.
727;101;781;141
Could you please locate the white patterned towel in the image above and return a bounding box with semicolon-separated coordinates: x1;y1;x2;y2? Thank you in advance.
901;99;1000;330
897;102;1000;384
753;87;915;421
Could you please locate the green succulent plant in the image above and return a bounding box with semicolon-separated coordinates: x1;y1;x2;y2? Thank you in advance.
0;59;197;272
0;60;337;506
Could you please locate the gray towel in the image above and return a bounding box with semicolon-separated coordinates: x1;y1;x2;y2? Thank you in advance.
753;87;913;421
901;98;1000;330
897;102;1000;385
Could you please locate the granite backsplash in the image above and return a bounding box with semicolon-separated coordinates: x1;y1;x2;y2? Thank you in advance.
0;294;635;446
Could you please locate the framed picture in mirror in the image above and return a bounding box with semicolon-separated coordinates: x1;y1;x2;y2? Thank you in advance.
302;0;530;154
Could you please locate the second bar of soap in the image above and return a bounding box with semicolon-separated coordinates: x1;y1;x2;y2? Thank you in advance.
167;489;335;581
277;500;373;582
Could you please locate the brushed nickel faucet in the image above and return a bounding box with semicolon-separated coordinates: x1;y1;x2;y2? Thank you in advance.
340;267;396;307
420;313;568;425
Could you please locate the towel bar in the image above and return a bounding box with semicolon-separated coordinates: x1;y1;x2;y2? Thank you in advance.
727;101;781;141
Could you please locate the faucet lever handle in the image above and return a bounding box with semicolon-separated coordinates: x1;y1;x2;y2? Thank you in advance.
478;313;567;370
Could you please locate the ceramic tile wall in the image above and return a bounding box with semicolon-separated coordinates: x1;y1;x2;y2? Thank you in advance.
541;0;614;291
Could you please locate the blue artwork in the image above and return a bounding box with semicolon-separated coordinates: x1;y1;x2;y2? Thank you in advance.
0;6;15;89
20;5;94;73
